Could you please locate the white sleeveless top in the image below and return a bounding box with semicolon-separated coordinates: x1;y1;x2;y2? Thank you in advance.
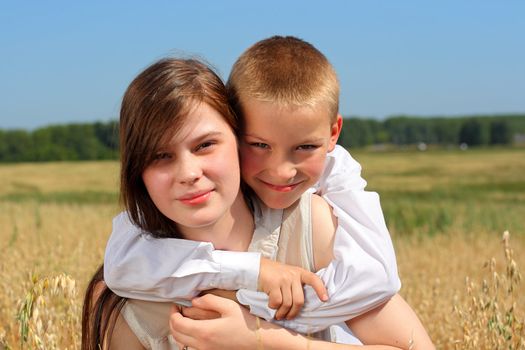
121;193;318;349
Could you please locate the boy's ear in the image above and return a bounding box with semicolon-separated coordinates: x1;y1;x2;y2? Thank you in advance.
328;114;343;152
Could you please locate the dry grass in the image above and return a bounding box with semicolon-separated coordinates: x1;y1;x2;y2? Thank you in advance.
397;230;524;349
0;202;116;349
0;150;523;349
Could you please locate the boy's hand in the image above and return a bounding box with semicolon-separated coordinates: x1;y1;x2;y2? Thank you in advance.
258;258;328;320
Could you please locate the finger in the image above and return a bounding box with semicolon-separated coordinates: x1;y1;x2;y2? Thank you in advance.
286;279;305;320
170;304;181;316
191;293;235;315
274;286;292;320
182;306;221;320
267;289;283;310
170;330;194;350
169;312;199;348
302;271;328;301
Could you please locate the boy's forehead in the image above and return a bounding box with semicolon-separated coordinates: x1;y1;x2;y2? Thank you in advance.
241;97;333;124
241;101;334;144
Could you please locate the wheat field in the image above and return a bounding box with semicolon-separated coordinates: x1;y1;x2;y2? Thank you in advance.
0;149;523;349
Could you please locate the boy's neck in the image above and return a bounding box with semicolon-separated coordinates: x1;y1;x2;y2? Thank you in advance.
179;193;254;252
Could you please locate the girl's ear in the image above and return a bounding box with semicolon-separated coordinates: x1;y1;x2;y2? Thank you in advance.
328;114;343;152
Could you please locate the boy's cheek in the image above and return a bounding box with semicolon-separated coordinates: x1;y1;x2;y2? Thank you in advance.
240;160;259;183
303;153;328;179
239;148;262;176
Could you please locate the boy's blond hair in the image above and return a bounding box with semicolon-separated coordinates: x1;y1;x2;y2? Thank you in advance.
227;35;340;122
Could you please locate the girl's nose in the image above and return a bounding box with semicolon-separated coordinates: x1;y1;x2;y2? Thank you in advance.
177;155;203;185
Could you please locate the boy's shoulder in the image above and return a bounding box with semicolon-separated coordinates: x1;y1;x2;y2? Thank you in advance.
314;145;366;193
322;145;362;178
327;145;360;166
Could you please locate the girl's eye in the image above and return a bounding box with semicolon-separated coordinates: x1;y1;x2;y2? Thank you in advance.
297;144;319;150
154;152;171;160
250;142;269;149
195;141;215;151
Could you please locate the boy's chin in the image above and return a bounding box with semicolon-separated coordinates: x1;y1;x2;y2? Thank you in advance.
258;193;301;210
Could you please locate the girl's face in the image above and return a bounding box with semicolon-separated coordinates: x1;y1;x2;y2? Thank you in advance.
142;102;241;235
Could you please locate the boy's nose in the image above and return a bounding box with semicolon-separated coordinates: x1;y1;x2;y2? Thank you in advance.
271;161;297;182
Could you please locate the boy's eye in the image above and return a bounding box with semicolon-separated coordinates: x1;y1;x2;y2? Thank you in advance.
297;144;319;151
250;142;269;149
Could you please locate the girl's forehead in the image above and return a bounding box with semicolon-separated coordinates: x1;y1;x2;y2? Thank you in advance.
159;102;234;147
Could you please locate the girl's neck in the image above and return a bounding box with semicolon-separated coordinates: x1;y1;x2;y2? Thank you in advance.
179;193;254;252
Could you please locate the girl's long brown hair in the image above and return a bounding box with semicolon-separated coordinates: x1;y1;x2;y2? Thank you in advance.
120;57;238;239
82;57;239;349
81;264;126;350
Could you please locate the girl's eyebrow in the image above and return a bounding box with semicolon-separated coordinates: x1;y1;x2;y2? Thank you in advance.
187;131;224;144
164;131;224;148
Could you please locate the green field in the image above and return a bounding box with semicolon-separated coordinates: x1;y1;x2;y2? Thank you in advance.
354;147;525;236
0;148;523;349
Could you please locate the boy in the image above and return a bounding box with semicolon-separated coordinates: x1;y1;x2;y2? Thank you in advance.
104;36;400;334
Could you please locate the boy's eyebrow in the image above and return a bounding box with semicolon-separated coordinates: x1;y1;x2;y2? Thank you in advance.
243;133;326;144
242;133;270;142
299;137;325;144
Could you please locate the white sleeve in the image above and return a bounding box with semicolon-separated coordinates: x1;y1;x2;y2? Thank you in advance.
316;145;400;290
236;145;401;333
104;212;261;302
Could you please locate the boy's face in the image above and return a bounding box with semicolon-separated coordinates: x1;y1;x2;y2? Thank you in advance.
240;98;341;209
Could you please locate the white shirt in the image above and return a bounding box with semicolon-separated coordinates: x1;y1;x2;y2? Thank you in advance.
104;145;401;331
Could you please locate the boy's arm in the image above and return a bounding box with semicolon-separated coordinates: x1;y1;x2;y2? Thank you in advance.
104;212;261;302
235;147;401;332
236;211;400;333
105;212;328;318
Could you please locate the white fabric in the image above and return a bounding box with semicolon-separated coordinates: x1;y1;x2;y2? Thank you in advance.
104;145;400;332
120;300;176;349
247;192;361;344
119;193;359;348
104;213;260;303
330;323;362;345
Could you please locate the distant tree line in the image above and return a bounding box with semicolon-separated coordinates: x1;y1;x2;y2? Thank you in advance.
0;121;119;162
338;114;525;148
0;115;524;162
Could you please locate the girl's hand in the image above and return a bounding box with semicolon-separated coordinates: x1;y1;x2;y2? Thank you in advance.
170;294;258;350
259;258;328;320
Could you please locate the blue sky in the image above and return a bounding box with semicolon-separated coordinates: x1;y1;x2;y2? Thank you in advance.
1;1;524;129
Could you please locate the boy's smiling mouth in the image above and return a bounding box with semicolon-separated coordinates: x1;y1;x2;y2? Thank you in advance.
259;179;303;192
